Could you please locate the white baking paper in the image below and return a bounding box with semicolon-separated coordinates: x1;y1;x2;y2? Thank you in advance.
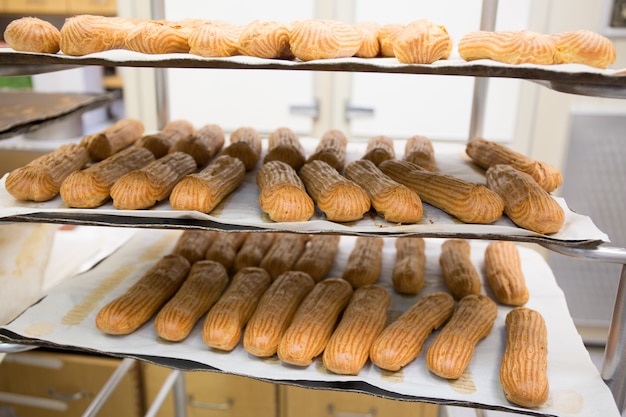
0;140;610;246
1;229;619;417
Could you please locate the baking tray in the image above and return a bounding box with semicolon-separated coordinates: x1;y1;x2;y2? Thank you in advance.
1;49;626;98
0;140;609;248
0;229;619;417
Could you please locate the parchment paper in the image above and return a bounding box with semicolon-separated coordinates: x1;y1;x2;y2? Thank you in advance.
1;229;619;417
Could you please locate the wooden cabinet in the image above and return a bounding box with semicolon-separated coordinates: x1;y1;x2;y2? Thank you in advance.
0;350;142;417
0;0;116;15
142;363;278;417
67;0;116;16
280;385;438;417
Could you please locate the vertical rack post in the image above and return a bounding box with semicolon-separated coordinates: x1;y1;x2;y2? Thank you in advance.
468;0;498;140
603;264;626;412
151;0;169;130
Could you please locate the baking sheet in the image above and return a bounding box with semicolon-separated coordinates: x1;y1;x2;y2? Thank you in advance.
0;229;619;417
0;139;609;247
1;49;625;95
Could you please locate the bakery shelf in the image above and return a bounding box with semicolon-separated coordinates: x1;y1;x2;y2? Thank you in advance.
0;229;620;417
0;139;609;249
2;48;626;98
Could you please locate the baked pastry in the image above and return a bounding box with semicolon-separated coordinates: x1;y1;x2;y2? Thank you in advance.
378;23;403;57
299;159;371;222
293;235;341;282
486;164;564;234
552;29;616;68
392;237;426;295
6;143;89;202
237;20;293;59
136;119;195;159
306;129;348;172
426;294;498;379
362;135;395;166
60;146;155;208
81;118;145;161
458;30;557;65
202;267;272;351
277;277;353;366
259;233;309;280
345;159;423;223
466;137;562;192
4;17;60;53
323;285;390;375
289;19;362;61
404;134;436;171
256;160;315;222
370;292;454;371
263;127;306;170
221;126;262;170
95;254;190;335
243;271;315;358
354;21;381;58
393;19;452;64
171;230;216;263
169;123;225;167
439;239;482;299
154;260;229;342
342;237;384;288
125;20;192;54
484;241;529;306
188;21;242;57
204;232;248;272
170;154;246;214
60;15;137;56
110;151;197;210
501;308;549;408
379;159;504;224
233;233;276;271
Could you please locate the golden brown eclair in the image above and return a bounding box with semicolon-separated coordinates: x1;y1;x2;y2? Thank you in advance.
342;237;384;288
426;294;498;379
552;29;616;69
500;307;549;408
188;21;241;57
257;160;315;222
378;23;403;57
392;19;452;64
293;235;341;282
277;277;353;366
379;159;504;224
202;267;272;351
60;146;155;208
6;143;89;202
263;127;306;170
136;119;195;159
259;233;309;280
404;135;436;171
60;15;138;56
243;271;315;358
299;159;371;223
370;292;454;371
392;237;426;295
5;17;60;53
439;239;482;300
221;126;262;171
234;233;276;271
95;254;190;335
204;232;248;271
354;21;381;58
306;129;348;172
362;135;395;166
458;30;557;65
345;159;423;224
110;151;197;210
81;118;145;162
171;230;216;264
169;123;225;167
484;241;529;306
323;285;390;375
466;137;562;192
237;20;292;59
485;164;564;234
289;19;361;61
170;154;246;214
124;20;192;54
154;260;229;342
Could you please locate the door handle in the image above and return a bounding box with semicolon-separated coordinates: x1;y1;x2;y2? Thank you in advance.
289;101;319;119
345;103;375;120
188;395;234;410
327;403;377;417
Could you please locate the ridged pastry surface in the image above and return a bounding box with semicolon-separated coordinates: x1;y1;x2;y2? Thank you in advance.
354;21;381;58
552;29;616;68
459;30;556;65
189;21;241;57
238;20;292;59
60;15;137;56
290;19;362;61
125;20;191;54
257;160;314;222
393;19;452;64
4;17;60;53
